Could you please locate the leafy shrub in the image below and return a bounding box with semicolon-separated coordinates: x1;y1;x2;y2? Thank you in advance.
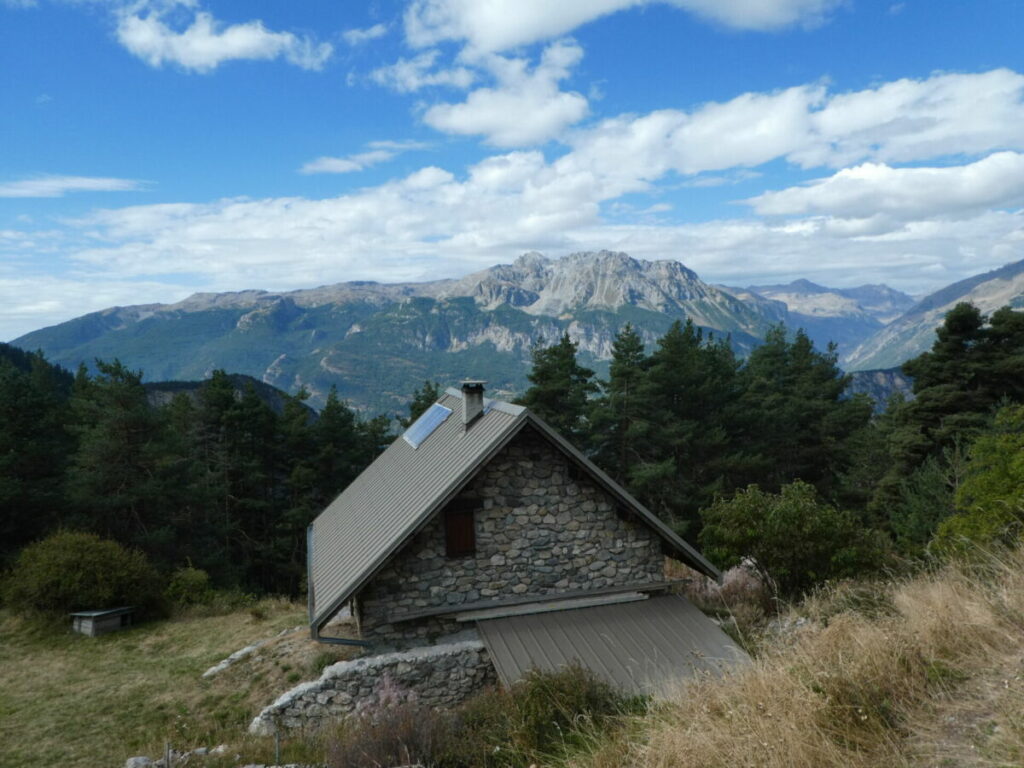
933;404;1024;553
700;481;890;598
2;530;163;618
164;566;213;608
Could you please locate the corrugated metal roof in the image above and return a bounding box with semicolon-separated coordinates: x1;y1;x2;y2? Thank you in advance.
477;595;749;696
310;390;525;628
309;388;722;631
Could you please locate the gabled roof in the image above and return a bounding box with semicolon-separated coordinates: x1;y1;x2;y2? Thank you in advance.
308;388;721;631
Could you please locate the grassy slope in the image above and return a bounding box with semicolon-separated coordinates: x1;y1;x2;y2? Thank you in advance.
571;549;1024;768
0;599;357;768
5;552;1024;768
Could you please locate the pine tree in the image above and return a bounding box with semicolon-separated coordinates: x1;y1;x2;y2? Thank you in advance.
0;350;74;563
518;332;597;442
736;326;872;499
589;324;647;480
65;360;173;557
402;380;441;427
627;320;740;533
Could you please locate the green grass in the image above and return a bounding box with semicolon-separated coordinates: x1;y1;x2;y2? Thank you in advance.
0;599;324;768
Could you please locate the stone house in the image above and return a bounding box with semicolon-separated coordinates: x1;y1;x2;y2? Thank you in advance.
305;381;746;698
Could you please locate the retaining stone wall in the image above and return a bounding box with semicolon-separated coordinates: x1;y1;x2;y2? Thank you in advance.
249;640;495;735
358;426;665;646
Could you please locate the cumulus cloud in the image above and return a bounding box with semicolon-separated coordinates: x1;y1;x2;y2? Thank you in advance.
370;49;475;92
422;40;588;146
404;0;844;53
300;140;430;174
8;68;1024;339
116;4;333;72
342;23;388;46
559;68;1024;190
0;175;144;198
746;152;1024;220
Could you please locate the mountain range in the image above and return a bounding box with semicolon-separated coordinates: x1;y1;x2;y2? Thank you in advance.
13;251;1024;414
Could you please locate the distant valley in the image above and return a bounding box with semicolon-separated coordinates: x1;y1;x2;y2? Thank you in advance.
13;251;1024;413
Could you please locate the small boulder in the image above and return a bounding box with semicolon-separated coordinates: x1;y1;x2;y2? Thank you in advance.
124;758;153;768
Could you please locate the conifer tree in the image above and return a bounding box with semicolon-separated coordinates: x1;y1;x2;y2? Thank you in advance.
402;380;441;427
65;360;173;557
589;324;647;480
518;332;597;442
627;319;740;532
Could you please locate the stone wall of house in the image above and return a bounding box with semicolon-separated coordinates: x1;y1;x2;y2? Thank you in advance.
248;640;495;735
357;426;665;646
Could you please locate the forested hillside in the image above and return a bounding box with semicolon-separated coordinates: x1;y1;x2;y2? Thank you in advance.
2;300;1022;605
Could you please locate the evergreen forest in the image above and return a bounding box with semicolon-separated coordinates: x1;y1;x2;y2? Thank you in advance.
2;300;1023;603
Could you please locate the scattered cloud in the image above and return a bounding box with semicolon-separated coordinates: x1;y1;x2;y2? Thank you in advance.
404;0;845;53
343;23;388;46
115;3;333;73
370;49;475;92
0;175;144;198
423;40;588;146
746;152;1024;221
558;68;1024;193
7;68;1024;338
0;276;194;342
300;140;430;174
34;93;52;105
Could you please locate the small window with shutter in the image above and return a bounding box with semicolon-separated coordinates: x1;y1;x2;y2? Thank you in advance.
445;496;478;557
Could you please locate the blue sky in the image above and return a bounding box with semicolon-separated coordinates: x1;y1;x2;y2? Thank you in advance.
2;0;1024;340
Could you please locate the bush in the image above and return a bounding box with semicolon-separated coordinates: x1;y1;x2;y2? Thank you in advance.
2;530;164;618
700;481;890;598
933;404;1024;554
164;566;213;608
325;664;633;768
508;663;628;755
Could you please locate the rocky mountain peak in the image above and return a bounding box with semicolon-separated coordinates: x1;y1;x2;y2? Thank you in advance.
444;250;718;319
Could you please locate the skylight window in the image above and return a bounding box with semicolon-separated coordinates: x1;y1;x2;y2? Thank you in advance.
402;403;452;449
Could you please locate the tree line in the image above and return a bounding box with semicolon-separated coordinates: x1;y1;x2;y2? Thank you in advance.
518;304;1024;592
2;300;1022;602
0;355;389;595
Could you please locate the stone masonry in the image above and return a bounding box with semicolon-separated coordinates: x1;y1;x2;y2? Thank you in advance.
248;640;495;735
357;426;665;646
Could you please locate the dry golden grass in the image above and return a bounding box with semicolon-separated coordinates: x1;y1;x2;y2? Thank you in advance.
0;598;359;768
570;547;1024;768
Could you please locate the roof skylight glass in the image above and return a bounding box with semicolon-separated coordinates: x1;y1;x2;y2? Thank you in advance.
402;403;453;449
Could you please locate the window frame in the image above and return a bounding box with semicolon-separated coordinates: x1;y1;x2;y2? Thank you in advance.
444;496;478;558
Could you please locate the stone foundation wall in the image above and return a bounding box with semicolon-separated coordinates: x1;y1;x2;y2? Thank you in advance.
358;426;665;646
249;640;495;735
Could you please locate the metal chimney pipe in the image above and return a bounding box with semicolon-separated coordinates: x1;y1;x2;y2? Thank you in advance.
461;380;486;427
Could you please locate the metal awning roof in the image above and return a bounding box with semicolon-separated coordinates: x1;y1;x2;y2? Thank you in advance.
476;595;748;696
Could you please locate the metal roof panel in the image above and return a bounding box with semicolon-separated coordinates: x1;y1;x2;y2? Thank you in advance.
477;595;749;696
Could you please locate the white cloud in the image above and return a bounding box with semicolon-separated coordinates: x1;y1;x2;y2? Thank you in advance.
342;23;388;46
116;4;333;73
0;276;194;342
0;175;144;198
301;151;395;175
300;140;429;174
7;69;1024;339
558;68;1024;192
404;0;844;53
423;40;588;146
370;49;475;92
746;152;1024;220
